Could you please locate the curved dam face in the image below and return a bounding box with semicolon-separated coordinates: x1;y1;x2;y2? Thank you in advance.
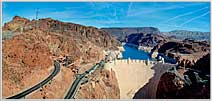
103;44;174;99
105;59;155;99
133;63;175;99
105;59;174;99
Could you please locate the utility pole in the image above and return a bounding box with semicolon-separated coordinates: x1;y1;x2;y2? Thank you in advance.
35;8;38;29
36;8;38;20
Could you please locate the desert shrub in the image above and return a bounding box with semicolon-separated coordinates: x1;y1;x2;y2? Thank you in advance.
10;73;21;84
48;43;59;55
2;31;16;40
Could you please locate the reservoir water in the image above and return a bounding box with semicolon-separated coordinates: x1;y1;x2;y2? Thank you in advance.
122;44;150;60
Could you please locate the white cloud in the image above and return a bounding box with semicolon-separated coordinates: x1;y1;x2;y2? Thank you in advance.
159;23;206;32
180;11;210;26
163;6;209;23
127;4;185;17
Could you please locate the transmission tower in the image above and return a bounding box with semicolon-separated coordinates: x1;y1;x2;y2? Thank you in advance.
36;8;38;20
35;8;39;30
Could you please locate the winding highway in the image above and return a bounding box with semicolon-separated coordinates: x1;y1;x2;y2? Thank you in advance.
6;60;60;99
64;54;109;99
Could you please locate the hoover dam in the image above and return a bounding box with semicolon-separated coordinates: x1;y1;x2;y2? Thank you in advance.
105;59;154;98
104;58;175;99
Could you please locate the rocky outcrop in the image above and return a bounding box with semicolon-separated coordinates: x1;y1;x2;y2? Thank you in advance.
158;40;209;54
126;33;168;47
3;16;30;31
3;16;120;49
156;54;210;99
150;39;210;60
76;69;120;99
2;16;120;98
156;69;210;99
193;53;210;75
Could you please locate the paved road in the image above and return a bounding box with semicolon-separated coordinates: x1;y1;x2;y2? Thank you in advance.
64;54;109;99
6;60;60;99
64;61;105;99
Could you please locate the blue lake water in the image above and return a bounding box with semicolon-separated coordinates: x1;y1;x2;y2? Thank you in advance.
122;45;150;60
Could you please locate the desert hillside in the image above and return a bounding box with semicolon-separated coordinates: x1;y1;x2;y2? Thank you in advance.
2;16;120;98
125;33;168;47
156;53;210;99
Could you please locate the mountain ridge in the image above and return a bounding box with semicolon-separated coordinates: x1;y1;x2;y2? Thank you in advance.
101;27;210;41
